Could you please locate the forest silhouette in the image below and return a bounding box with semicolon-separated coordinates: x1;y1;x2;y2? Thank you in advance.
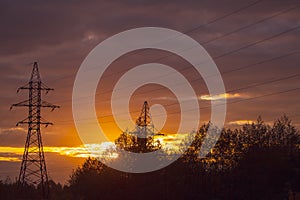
0;115;299;200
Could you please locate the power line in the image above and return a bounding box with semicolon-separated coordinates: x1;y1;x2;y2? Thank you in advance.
199;88;300;111
201;5;300;45
52;50;299;104
27;2;299;125
55;74;300;124
47;0;266;84
48;9;300;101
137;87;300;119
51;28;300;125
48;8;300;97
185;0;264;34
41;4;299;104
56;86;299;125
212;25;300;60
227;73;300;93
217;51;299;76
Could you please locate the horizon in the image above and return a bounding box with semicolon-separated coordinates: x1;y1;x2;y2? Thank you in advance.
0;0;299;184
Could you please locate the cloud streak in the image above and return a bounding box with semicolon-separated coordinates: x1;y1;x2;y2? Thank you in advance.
228;120;255;125
0;0;299;182
199;93;244;101
0;142;118;161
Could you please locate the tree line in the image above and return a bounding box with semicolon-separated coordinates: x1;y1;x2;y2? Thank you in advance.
0;115;299;199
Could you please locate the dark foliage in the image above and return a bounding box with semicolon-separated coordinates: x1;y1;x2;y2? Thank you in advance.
1;115;299;199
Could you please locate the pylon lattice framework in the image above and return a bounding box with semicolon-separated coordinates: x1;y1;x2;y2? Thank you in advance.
129;101;156;150
11;62;59;198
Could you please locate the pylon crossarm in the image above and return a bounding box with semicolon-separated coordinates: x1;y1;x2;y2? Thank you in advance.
16;80;53;93
41;82;54;94
17;83;30;93
40;117;54;127
16;117;30;126
41;100;60;110
10;100;30;110
16;121;53;127
18;86;54;91
42;122;53;127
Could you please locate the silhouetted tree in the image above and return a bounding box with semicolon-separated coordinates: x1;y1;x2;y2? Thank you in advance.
115;132;161;153
2;115;299;199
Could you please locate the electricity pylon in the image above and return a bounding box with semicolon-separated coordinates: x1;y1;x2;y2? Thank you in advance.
10;62;59;199
131;101;154;151
135;101;151;127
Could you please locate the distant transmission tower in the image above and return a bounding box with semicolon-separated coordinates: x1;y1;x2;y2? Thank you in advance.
10;62;59;198
135;101;151;127
131;101;155;151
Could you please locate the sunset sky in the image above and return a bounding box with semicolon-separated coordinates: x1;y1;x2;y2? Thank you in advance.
0;0;299;183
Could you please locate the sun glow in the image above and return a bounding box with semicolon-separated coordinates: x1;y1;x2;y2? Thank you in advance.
228;120;255;125
0;133;187;162
0;156;20;162
0;142;119;162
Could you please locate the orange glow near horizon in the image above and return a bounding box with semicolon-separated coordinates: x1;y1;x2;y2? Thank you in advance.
0;143;118;161
0;133;185;162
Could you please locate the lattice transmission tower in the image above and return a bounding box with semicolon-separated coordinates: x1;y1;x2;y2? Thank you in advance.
129;101;155;151
10;62;59;198
135;101;152;128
